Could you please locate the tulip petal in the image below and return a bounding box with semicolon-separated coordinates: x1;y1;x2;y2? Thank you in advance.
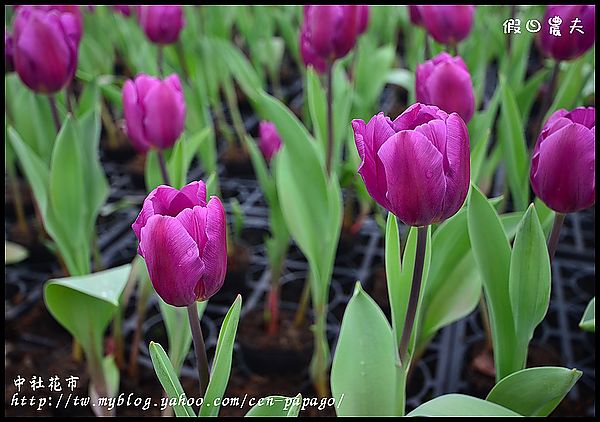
122;79;151;152
353;113;395;209
393;103;448;131
139;215;205;307
179;180;207;206
198;197;228;300
378;130;446;226
567;107;595;129
425;60;474;122
142;81;185;149
532;123;595;213
176;205;209;255
439;113;470;219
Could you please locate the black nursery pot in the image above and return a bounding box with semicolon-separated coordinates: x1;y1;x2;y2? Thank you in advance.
237;307;314;376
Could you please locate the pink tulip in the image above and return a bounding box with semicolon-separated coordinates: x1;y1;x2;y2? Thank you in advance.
416;52;475;123
418;5;475;45
12;6;80;94
132;181;227;307
138;5;185;45
258;121;282;162
530;107;595;213
539;5;595;61
122;73;186;153
353;104;470;226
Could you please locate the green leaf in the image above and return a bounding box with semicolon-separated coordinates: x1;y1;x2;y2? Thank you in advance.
421;210;480;338
245;394;303;417
509;204;551;361
199;295;242;417
5;241;29;265
468;185;520;381
545;55;588;121
486;366;582;416
579;297;595;332
103;355;120;398
498;78;529;211
149;342;195;417
44;265;131;375
331;283;397;416
408;394;522;417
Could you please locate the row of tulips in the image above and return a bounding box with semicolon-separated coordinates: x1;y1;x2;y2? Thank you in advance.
4;4;595;417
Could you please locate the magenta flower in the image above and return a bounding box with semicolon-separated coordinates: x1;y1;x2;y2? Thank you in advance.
539;5;595;61
132;181;227;307
300;5;369;73
258;121;282;162
530;107;595;214
416;52;475;123
418;5;475;45
138;5;185;45
353;104;470;226
12;6;80;94
122;73;186;153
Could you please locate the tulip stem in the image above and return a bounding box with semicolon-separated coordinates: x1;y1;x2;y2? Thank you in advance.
547;212;566;262
187;304;210;398
424;36;431;61
326;61;334;177
157;149;171;186
157;46;164;77
398;225;428;366
48;96;61;133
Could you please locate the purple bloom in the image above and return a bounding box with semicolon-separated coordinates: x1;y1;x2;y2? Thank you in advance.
418;5;475;45
138;5;185;45
353;104;470;226
530;107;595;213
258;121;282;162
300;5;369;73
132;181;227;307
122;73;186;153
416;52;475;123
539;5;595;61
12;6;81;93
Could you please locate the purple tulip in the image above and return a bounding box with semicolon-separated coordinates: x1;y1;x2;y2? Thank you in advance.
138;5;185;45
12;6;80;94
5;29;14;73
353;103;470;226
530;107;595;214
258;121;282;162
300;5;369;73
418;5;475;45
539;5;595;61
122;73;186;153
132;181;227;307
112;5;132;17
408;5;423;26
416;52;475;123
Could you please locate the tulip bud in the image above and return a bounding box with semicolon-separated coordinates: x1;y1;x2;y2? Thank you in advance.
258;121;282;162
416;52;475;123
530;107;595;214
353;104;470;226
300;5;369;73
539;5;595;61
12;6;81;94
132;181;227;307
138;6;185;45
5;29;14;73
122;73;186;153
418;5;475;45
